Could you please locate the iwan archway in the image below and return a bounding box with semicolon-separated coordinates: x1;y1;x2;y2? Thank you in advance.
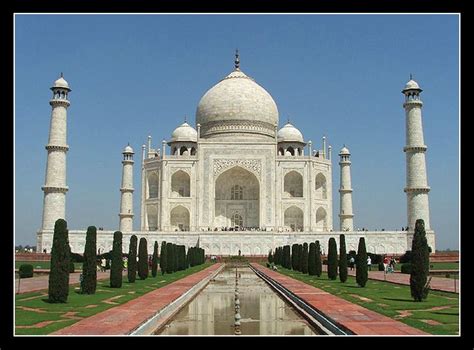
214;166;259;229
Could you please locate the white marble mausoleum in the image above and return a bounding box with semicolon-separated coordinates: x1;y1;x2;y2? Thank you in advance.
36;53;435;255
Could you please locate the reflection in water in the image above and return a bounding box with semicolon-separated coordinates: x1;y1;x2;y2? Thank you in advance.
155;267;319;335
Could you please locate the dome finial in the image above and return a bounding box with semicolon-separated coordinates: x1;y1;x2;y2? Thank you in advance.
410;73;413;80
287;116;290;124
234;49;240;70
60;72;63;78
184;115;187;123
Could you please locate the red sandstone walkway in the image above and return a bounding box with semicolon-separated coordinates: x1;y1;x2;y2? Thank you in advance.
53;263;223;335
15;271;114;294
347;269;459;294
251;263;428;335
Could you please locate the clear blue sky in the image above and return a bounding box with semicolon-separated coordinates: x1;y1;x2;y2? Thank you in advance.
14;14;459;249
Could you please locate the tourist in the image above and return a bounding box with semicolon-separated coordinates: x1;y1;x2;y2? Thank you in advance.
389;257;396;273
367;255;372;271
383;256;389;272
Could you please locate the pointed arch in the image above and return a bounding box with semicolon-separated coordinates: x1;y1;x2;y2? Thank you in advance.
315;207;327;231
171;170;190;197
284;171;303;197
148;173;159;199
170;205;190;231
315;173;327;199
284;206;304;232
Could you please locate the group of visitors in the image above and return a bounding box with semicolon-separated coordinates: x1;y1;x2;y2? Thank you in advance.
348;255;396;273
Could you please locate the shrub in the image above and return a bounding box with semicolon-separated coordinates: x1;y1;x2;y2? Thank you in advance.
378;262;385;271
283;245;291;269
82;226;97;294
110;231;123;288
308;243;316;276
69;261;75;273
327;238;338;280
367;253;383;264
128;235;138;283
48;219;70;303
315;241;322;277
356;237;368;287
401;263;412;274
291;244;299;271
70;252;84;263
166;243;174;273
138;237;148;279
268;250;274;264
410;219;430;301
160;241;167;274
19;264;34;278
339;234;348;283
152;241;159;277
399;250;413;264
301;243;309;274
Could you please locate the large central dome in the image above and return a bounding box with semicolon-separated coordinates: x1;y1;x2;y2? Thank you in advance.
196;63;279;140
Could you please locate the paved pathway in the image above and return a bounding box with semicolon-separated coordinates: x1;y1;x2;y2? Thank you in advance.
251;263;428;335
53;263;223;335
15;271;115;295
347;269;459;293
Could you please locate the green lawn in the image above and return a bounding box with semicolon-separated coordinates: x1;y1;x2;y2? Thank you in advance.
271;265;459;335
15;262;213;335
16;261;83;270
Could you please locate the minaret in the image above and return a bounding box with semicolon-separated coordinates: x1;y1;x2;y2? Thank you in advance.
40;74;71;232
119;144;134;232
402;77;431;230
338;146;354;231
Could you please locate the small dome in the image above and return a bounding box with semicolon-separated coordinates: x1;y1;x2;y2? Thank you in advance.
339;146;350;155
402;79;422;92
52;75;70;90
171;122;197;142
277;122;304;143
123;145;134;154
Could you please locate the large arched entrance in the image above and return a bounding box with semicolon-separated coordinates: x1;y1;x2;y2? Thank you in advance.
315;207;327;231
215;166;259;229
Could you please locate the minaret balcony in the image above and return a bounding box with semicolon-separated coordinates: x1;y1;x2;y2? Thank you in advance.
45;144;69;152
403;145;427;152
49;99;70;107
120;187;135;193
338;188;353;193
41;186;69;193
404;186;431;193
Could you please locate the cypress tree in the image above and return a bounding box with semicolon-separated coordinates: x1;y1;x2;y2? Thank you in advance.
128;235;138;283
339;234;348;283
301;243;309;274
82;226;97;294
291;244;298;270
410;219;430;301
327;238;338;280
284;245;291;269
110;231;123;288
268;250;274;264
138;237;148;280
296;245;303;272
173;244;179;271
179;245;186;270
166;242;174;273
315;241;322;277
308;243;316;275
48;219;70;303
160;241;167;275
152;241;159;277
356;237;368;287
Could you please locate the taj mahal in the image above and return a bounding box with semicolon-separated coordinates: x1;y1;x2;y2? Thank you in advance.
36;52;435;256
